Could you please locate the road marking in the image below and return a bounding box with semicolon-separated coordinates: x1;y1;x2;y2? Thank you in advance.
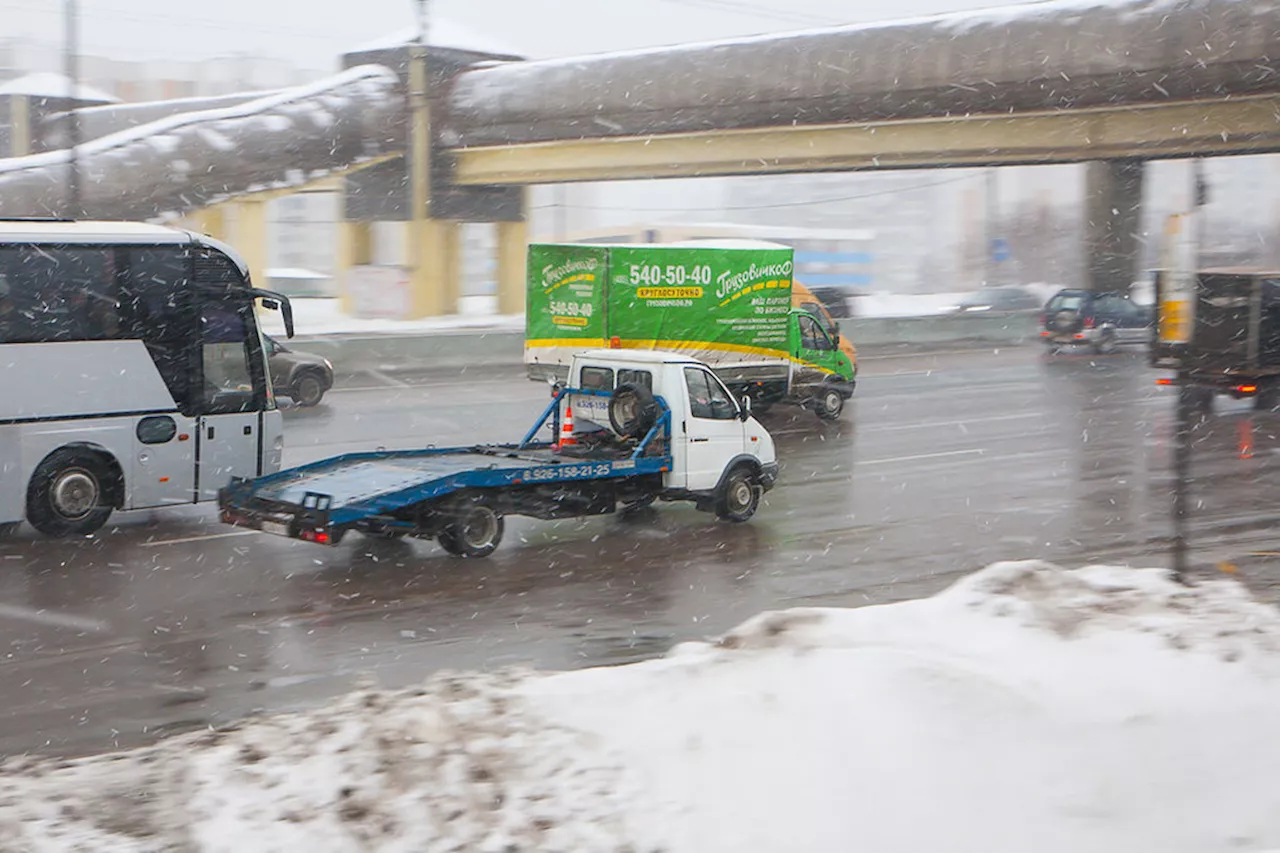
861;448;986;466
364;369;411;388
860;412;1044;433
860;348;1002;361
0;603;109;633
140;530;261;548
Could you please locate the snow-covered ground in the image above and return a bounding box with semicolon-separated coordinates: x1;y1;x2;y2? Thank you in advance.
3;560;1280;853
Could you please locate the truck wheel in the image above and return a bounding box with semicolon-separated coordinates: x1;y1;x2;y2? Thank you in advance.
291;372;326;407
815;387;844;420
26;448;116;537
609;382;658;438
437;499;504;558
715;466;761;523
1179;384;1214;415
1255;382;1280;413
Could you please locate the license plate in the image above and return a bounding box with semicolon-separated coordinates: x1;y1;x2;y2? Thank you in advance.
261;520;290;537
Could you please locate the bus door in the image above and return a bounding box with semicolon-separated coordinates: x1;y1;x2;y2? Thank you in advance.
195;295;266;500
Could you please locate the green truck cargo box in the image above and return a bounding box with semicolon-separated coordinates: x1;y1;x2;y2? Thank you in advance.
524;243;856;419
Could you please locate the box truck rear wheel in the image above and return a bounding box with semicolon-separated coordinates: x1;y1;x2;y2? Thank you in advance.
816;387;844;420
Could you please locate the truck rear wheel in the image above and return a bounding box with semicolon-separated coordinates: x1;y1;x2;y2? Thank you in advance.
815;387;844;420
715;465;761;523
437;498;504;558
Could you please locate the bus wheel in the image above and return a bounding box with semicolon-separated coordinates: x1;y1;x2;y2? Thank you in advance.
437;498;504;558
815;387;844;420
27;449;116;537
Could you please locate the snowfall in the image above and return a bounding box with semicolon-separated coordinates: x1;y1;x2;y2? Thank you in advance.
2;561;1280;853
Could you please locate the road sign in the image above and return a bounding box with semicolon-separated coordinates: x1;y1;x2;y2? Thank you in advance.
1158;213;1197;344
991;238;1011;263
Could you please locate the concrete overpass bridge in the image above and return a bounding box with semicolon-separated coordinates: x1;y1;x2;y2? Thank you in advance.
1;0;1277;316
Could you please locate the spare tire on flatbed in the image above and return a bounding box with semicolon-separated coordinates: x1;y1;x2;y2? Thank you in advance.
609;382;658;438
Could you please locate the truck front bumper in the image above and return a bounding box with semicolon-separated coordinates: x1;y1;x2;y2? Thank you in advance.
759;462;780;490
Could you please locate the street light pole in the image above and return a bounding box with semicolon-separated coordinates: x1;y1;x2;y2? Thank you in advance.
64;0;80;217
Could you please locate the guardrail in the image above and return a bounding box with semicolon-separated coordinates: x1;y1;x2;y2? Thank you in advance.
293;312;1040;374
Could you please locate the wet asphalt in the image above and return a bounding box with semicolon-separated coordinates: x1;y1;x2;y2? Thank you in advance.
1;342;1278;758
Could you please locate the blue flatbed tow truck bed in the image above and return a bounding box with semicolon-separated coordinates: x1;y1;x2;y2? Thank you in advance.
218;387;675;553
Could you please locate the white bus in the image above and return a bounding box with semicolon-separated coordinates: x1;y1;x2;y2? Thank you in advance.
0;220;295;538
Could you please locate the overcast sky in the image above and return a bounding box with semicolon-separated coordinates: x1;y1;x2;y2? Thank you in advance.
2;0;1022;70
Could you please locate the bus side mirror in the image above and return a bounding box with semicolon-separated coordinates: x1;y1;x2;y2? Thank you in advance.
739;396;752;421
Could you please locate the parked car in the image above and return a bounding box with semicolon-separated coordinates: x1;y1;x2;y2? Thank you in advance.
1040;289;1153;354
265;335;334;406
952;286;1043;314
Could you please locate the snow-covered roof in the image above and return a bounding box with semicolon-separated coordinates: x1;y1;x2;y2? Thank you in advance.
0;72;118;105
0;220;187;243
348;20;520;58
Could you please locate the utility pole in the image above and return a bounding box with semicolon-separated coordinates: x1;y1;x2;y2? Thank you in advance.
410;0;431;222
983;167;997;287
64;0;80;217
1170;159;1209;584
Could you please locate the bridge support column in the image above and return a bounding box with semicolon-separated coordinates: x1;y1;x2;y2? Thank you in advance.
190;204;228;242
496;213;528;316
1084;159;1144;293
234;199;269;290
335;219;372;314
406;218;461;318
7;95;30;157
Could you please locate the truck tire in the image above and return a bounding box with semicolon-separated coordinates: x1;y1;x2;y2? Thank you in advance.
437;498;504;558
26;448;117;537
815;387;844;420
715;465;761;523
609;382;658;438
1255;382;1280;413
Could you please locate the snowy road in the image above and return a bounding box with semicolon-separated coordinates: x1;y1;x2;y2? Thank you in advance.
1;343;1278;758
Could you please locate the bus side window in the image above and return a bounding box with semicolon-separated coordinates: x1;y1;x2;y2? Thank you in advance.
3;246;119;343
127;247;196;413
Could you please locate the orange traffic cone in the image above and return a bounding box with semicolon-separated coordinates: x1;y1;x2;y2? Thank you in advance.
557;403;577;450
1239;418;1254;459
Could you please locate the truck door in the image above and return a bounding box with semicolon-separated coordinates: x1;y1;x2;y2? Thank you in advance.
195;295;267;500
680;366;745;491
792;312;844;391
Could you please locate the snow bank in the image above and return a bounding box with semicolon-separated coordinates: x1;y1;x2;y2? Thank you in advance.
4;561;1280;852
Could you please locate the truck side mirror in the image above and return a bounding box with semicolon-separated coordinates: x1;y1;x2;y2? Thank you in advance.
739;396;752;421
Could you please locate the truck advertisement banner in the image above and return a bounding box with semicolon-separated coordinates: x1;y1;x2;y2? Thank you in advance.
525;244;609;349
605;245;793;358
524;243;794;376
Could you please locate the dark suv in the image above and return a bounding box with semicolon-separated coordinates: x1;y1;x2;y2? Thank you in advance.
265;335;335;406
1041;289;1153;354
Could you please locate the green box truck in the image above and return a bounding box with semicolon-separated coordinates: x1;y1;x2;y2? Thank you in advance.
525;243;857;419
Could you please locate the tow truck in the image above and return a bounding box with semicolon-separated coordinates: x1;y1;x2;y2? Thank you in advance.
218;350;779;556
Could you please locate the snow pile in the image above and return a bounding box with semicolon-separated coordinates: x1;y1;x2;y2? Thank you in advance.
4;561;1280;852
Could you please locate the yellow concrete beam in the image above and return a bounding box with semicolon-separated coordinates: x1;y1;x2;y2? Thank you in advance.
451;94;1280;185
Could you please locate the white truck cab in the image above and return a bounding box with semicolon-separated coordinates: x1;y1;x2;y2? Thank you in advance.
567;349;778;517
